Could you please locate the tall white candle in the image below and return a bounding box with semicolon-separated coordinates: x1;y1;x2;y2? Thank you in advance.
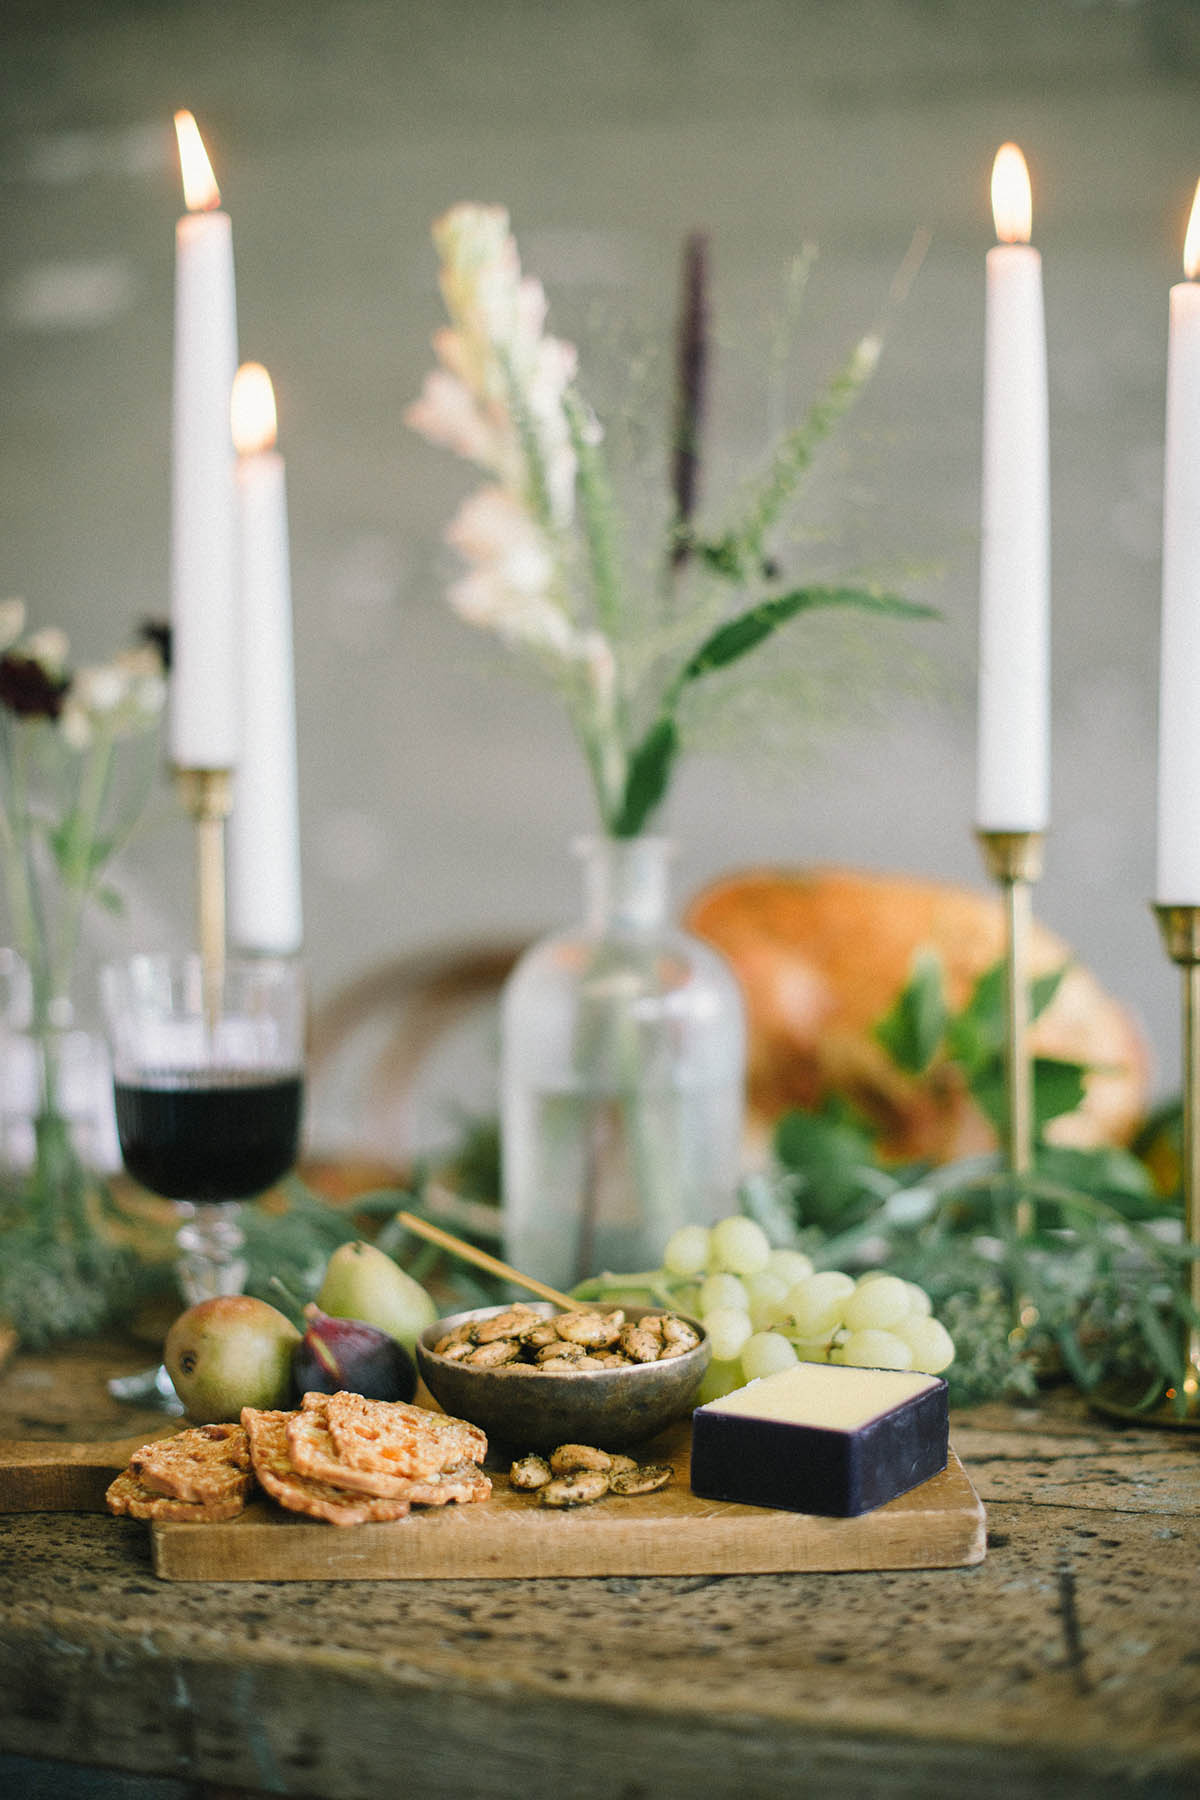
976;142;1050;833
1156;180;1200;903
169;110;239;771
227;363;303;955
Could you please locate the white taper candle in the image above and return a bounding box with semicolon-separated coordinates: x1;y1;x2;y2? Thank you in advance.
228;363;303;955
1156;181;1200;903
976;143;1051;833
169;111;239;771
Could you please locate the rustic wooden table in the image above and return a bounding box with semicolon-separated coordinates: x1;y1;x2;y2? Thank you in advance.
0;1334;1197;1800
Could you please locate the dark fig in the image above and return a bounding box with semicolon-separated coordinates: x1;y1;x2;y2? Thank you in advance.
293;1304;417;1403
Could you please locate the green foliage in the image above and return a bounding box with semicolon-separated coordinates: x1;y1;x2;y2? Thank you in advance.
766;949;1194;1407
613;587;936;837
873;949;946;1074
0;1175;151;1347
874;952;1086;1137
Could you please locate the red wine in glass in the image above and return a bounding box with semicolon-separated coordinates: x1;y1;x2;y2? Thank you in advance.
114;1071;303;1203
102;953;306;1407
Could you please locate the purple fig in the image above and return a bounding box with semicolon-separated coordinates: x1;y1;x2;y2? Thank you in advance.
293;1303;417;1403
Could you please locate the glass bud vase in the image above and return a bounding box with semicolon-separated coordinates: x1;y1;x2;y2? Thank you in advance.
500;836;746;1290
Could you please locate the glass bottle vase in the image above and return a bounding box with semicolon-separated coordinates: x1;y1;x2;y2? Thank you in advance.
500;836;746;1291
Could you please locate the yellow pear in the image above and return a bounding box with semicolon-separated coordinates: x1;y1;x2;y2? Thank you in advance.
316;1239;437;1349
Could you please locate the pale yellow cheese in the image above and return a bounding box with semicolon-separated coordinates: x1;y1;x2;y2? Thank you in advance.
696;1362;940;1433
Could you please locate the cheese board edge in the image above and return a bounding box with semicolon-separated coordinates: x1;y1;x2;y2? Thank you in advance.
147;1448;985;1581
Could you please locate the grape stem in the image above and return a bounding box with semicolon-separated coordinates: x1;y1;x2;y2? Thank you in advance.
570;1269;684;1307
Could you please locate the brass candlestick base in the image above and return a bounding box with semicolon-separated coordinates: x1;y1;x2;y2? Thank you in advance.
977;828;1045;1345
174;767;233;998
1093;905;1200;1430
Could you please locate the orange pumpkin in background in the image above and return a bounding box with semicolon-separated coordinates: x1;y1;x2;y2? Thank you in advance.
683;867;1151;1167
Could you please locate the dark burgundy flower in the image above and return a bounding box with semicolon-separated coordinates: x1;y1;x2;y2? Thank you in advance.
0;653;70;720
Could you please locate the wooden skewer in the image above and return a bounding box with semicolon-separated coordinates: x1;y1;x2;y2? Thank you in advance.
394;1211;578;1311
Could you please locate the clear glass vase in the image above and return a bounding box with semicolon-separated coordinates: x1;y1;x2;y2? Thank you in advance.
500;836;746;1290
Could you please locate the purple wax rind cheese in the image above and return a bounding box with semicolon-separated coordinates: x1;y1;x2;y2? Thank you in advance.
689;1363;950;1517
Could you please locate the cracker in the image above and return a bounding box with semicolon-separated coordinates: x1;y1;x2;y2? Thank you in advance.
131;1423;253;1507
319;1390;487;1480
288;1405;491;1505
105;1467;246;1523
242;1407;412;1526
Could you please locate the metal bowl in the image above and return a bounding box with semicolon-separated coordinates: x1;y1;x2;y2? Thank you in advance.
415;1302;711;1451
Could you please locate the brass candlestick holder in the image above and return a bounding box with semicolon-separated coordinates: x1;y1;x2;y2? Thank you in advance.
977;828;1045;1341
1089;905;1200;1430
1153;906;1200;1414
1093;904;1200;1430
175;767;233;1003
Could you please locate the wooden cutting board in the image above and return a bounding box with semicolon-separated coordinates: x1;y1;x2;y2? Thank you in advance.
0;1430;176;1513
149;1430;985;1581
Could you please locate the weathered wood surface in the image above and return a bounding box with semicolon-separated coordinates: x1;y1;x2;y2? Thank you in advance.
0;1338;1198;1799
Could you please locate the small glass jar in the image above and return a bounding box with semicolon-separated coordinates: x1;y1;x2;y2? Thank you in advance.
500;836;746;1290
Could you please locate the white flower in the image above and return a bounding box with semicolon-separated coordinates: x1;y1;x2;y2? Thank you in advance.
73;664;128;714
404;369;498;468
448;570;575;657
58;652;165;749
415;204;578;532
22;626;69;674
58;698;93;751
0;598;26;650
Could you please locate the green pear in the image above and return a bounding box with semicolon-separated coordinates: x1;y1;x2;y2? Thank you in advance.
316;1240;437;1350
164;1295;300;1422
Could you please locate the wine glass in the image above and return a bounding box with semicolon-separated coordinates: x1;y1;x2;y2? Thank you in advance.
101;951;305;1405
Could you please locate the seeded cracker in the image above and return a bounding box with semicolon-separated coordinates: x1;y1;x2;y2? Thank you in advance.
105;1467;247;1523
130;1423;252;1507
288;1402;491;1505
319;1389;488;1480
242;1408;412;1526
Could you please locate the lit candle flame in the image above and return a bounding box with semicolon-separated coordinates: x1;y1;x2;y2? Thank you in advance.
174;110;221;212
991;142;1032;246
231;362;278;456
1184;177;1200;281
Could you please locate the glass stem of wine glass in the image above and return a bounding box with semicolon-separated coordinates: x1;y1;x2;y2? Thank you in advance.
174;1203;249;1305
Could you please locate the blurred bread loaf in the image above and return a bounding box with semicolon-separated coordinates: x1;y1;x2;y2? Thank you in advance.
683;866;1150;1165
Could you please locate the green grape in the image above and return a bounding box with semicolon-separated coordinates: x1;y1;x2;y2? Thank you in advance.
833;1328;913;1371
781;1270;855;1338
894;1315;955;1374
703;1305;754;1363
698;1271;750;1314
842;1274;912;1333
709;1215;772;1276
740;1331;799;1381
672;1283;703;1320
903;1280;933;1320
663;1224;712;1276
696;1358;747;1404
743;1269;790;1332
789;1338;835;1364
766;1247;814;1286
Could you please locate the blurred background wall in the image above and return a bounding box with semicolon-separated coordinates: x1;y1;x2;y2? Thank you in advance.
2;0;1198;1140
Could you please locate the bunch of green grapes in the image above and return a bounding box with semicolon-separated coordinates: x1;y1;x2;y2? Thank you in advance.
659;1216;956;1406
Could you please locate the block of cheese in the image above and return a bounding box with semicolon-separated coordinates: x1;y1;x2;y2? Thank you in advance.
690;1362;949;1517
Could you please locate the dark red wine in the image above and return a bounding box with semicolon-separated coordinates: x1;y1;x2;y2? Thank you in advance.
114;1072;303;1201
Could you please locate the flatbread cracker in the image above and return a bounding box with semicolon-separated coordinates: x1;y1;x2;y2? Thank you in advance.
316;1390;487;1480
287;1406;491;1505
242;1407;412;1526
105;1467;247;1523
131;1423;252;1506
